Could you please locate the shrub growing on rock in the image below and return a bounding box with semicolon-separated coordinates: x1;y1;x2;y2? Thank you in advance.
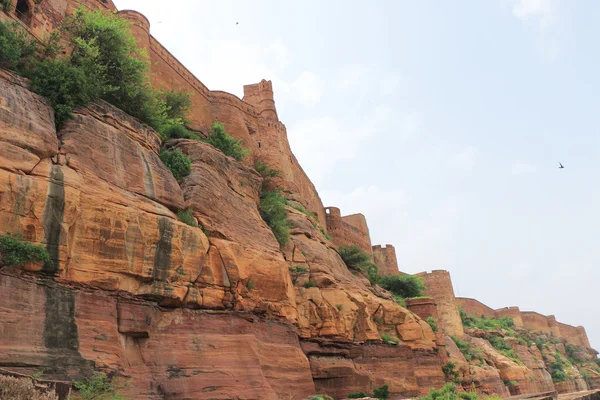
259;190;290;245
176;208;197;227
373;384;390;399
378;275;425;298
427;316;438;332
0;233;51;267
338;245;371;270
164;124;199;141
0;21;39;73
203;122;247;161
442;361;460;384
348;392;367;399
159;148;191;181
73;372;130;400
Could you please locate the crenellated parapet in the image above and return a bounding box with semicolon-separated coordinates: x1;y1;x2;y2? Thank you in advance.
325;207;373;255
416;270;465;337
372;244;400;276
243;80;278;120
458;298;593;349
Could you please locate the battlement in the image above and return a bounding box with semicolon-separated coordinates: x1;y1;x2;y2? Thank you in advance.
325;207;372;255
372;244;400;276
243;80;278;120
458;298;592;348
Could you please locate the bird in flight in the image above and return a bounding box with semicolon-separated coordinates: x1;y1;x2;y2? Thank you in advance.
559;162;564;169
236;22;239;25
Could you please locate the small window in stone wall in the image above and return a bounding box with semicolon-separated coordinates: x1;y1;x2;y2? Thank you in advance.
16;0;32;26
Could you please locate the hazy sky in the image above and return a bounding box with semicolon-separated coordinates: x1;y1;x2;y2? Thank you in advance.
113;0;600;350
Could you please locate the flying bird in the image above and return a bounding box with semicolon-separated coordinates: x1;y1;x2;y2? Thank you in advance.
559;162;564;169
236;22;239;25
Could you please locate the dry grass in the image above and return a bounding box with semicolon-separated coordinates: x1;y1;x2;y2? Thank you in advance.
0;375;59;400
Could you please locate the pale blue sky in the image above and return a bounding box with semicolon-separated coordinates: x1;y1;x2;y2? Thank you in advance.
114;0;600;350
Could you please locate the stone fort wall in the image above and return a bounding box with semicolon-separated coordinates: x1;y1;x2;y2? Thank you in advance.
457;298;591;348
372;244;400;276
324;207;373;255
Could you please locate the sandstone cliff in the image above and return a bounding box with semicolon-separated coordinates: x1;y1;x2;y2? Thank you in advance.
0;1;599;399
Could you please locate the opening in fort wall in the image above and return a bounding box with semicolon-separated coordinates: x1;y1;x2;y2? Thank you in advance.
16;0;32;25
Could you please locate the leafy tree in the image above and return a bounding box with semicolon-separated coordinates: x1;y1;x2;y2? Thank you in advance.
259;189;290;245
0;21;38;73
163;124;199;141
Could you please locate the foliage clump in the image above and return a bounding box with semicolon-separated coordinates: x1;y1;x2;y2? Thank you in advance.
348;392;367;399
373;384;390;399
379;275;426;298
203;122;247;161
0;11;191;131
0;233;51;267
487;336;521;363
73;372;131;400
177;208;197;227
549;354;568;382
451;336;483;363
426;316;438;332
255;161;290;245
381;334;400;345
442;361;460;384
159;148;191;181
288;265;308;284
459;309;514;331
338;245;381;285
420;383;482;400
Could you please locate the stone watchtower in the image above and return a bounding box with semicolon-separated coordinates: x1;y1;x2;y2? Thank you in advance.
243;80;278;120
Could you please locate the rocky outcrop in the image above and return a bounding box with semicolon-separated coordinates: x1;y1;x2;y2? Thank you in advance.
0;70;445;399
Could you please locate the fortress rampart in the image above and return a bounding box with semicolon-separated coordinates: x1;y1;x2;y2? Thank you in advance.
458;298;591;348
324;207;373;255
416;270;465;337
372;244;400;276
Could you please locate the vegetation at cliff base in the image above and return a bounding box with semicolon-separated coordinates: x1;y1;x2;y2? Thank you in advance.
420;383;487;400
381;333;400;344
0;233;51;267
72;372;131;400
347;392;367;399
373;384;390;399
204;122;248;161
159;148;191;181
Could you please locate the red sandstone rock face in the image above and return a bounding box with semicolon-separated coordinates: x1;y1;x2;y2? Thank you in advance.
0;272;316;399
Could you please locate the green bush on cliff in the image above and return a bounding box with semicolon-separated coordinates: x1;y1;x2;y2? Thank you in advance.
203;122;248;161
177;208;197;228
459;309;514;332
160;148;191;181
379;275;425;298
0;21;38;73
451;336;483;363
420;383;481;400
348;392;367;399
0;233;51;267
442;361;460;384
373;384;390;399
427;316;439;332
338;245;371;270
255;161;291;245
487;336;521;363
164;124;200;141
73;372;130;400
565;344;584;366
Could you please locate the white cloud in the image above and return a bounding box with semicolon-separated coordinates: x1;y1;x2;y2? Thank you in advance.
380;75;401;95
290;71;325;108
510;0;556;30
512;161;538;174
335;65;366;90
508;0;562;60
451;146;480;170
